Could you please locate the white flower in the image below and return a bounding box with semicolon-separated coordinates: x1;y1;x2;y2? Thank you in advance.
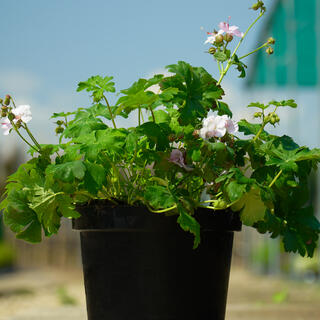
199;115;238;140
225;118;238;134
12;105;32;123
1;118;12;135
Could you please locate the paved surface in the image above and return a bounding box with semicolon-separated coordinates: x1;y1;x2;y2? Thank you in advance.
0;267;320;319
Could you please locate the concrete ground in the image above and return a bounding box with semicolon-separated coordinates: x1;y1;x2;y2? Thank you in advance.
0;266;320;320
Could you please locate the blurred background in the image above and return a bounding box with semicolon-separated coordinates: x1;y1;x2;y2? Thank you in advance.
1;0;320;319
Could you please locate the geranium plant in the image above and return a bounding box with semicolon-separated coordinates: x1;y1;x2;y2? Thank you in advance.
1;1;320;257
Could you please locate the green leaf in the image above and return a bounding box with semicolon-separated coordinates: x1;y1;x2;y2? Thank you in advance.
150;110;170;123
247;102;268;110
46;160;86;183
238;119;270;140
145;185;175;209
269;99;297;108
226;181;247;202
16;220;42;243
191;149;201;162
137;122;170;151
216;101;232;117
177;206;200;249
238;188;267;226
83;162;107;195
96;128;128;154
283;230;306;256
213;51;227;62
77;75;116;102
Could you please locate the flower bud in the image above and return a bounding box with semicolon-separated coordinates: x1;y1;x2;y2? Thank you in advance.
1;111;7;117
168;133;176;142
251;1;264;11
213;199;227;209
192;130;200;138
266;47;274;55
56;120;64;126
267;37;275;45
270;114;280;125
16;119;22;129
0;98;3;104
4;95;11;106
215;34;224;44
177;133;184;140
55;126;64;134
224;33;233;42
8;112;15;121
254;111;262;118
208;47;216;55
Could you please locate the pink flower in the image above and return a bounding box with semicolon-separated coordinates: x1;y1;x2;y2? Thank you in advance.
1;118;12;136
169;149;193;171
218;21;244;38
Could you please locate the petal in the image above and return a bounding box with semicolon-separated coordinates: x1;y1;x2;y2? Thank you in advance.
199;128;208;140
218;22;229;32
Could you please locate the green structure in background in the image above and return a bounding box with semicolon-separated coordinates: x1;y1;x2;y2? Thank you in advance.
246;0;320;277
247;0;320;87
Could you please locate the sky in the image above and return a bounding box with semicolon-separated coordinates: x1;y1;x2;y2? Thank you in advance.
1;0;311;154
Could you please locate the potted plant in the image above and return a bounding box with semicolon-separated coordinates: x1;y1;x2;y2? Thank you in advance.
1;1;319;319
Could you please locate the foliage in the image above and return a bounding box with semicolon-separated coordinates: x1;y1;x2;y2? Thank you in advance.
0;2;319;257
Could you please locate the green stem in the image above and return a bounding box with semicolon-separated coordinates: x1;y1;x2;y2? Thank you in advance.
199;198;240;211
10;121;39;153
24;124;42;151
150;107;156;122
147;204;177;213
103;95;117;129
253;106;278;142
217;11;265;85
269;169;283;188
138;107;141;126
239;42;268;60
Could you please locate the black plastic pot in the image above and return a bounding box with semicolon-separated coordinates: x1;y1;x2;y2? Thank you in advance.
73;200;241;320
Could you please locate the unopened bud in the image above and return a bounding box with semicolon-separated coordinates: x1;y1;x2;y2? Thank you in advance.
56;120;64;126
177;133;184;140
168;133;176;142
55;126;64;134
267;37;275;45
266;47;274;55
254;112;262;118
8;112;15;121
1;111;7;117
251;1;264;11
0;98;3;105
224;33;233;42
4;95;11;106
215;34;224;44
192;130;200;138
16;119;22;129
208;47;216;55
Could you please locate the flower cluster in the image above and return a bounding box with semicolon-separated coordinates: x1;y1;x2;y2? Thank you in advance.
205;19;244;45
1;105;32;135
199;115;238;140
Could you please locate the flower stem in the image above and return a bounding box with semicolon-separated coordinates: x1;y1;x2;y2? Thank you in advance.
269;169;283;188
217;11;265;85
239;42;268;60
24;124;42;151
150;107;156;122
147;204;177;213
103;95;117;129
10;121;40;153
